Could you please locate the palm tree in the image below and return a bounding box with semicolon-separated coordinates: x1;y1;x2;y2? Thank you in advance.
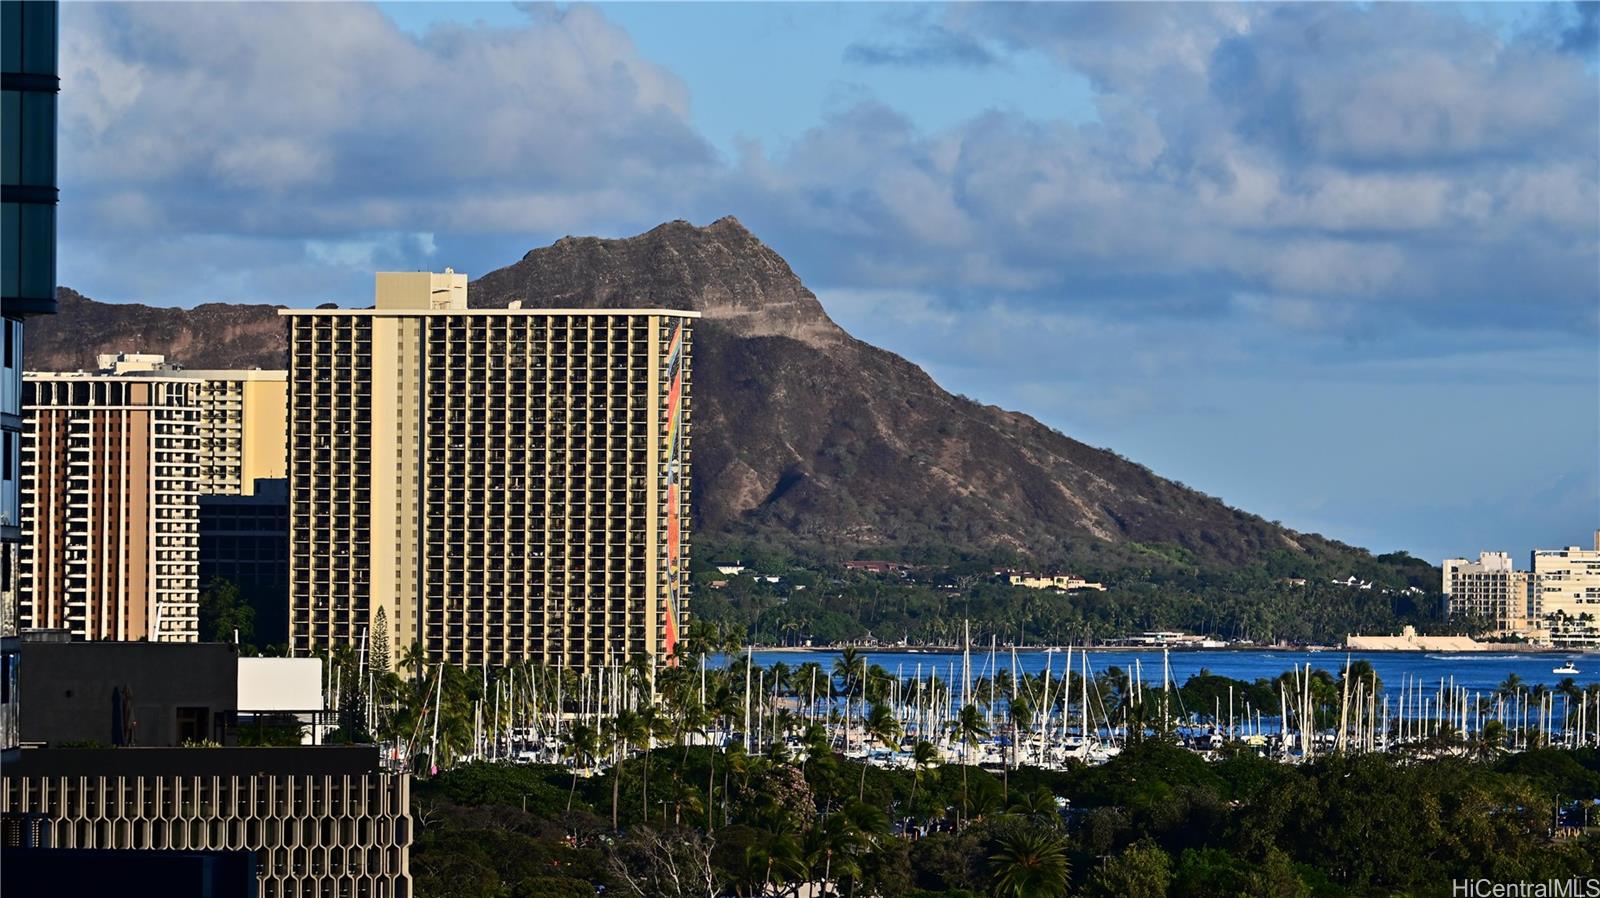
606;709;644;831
954;703;990;829
1497;673;1524;698
795;661;828;716
1004;694;1034;802
637;705;666;820
859;702;903;801
800;721;831;778
769;661;794;699
1008;787;1061;831
834;647;865;751
1340;659;1383;693
396;642;428;685
560;723;597;812
750;826;806;897
989;828;1071;898
907;739;940;826
1474;719;1507;761
805;812;865;898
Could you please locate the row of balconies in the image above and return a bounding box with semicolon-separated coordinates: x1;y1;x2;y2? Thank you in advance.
421;417;651;433
430;325;651;341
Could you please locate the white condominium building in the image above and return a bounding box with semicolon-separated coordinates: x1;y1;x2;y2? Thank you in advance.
1532;532;1600;648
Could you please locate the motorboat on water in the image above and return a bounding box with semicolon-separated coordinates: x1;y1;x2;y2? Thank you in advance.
1553;660;1580;675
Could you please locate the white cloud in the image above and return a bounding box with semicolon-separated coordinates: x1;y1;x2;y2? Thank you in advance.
57;1;1599;347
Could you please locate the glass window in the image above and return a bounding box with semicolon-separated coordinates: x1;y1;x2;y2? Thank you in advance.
1;90;18;184
20;91;54;185
20;2;57;76
1;203;17;297
18;202;52;300
0;3;20;74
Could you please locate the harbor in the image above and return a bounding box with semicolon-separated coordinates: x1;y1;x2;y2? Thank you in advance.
387;639;1600;776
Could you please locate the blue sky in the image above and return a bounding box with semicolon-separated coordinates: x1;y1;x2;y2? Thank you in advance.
54;2;1599;563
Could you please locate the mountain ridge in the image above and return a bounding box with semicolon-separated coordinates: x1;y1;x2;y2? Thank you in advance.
27;218;1376;570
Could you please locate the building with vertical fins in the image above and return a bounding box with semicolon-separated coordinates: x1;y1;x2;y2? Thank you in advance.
19;373;202;642
282;272;693;671
3;746;412;898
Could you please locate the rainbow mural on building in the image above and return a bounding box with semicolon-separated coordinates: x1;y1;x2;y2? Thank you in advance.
662;323;685;658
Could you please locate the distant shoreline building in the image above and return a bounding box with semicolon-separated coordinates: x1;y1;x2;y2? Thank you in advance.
282;272;694;671
1441;551;1533;637
1441;531;1600;647
1345;625;1490;653
1533;532;1600;648
1001;570;1106;592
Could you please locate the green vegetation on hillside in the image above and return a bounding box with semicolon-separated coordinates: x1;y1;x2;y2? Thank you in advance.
689;543;1448;646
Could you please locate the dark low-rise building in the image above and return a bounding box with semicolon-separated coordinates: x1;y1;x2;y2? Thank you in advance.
17;636;238;747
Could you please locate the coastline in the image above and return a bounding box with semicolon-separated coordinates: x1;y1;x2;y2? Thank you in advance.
740;643;1589;655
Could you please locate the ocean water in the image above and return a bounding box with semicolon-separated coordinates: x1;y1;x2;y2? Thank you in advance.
726;647;1599;693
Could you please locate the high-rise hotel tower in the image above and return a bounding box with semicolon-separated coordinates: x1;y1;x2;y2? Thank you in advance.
282;272;693;670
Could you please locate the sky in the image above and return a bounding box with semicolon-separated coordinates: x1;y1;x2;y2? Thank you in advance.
54;1;1600;563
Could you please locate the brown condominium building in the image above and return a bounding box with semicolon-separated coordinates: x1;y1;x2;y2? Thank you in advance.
282;271;694;671
20;374;202;642
17;363;288;643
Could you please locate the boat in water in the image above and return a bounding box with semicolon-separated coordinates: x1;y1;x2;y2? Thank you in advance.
1553;661;1580;675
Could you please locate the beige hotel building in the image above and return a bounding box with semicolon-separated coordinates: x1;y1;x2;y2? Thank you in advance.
1443;532;1600;647
1441;551;1534;637
282;271;693;670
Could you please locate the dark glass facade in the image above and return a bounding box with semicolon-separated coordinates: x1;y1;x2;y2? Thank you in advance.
1;0;58;317
200;478;291;647
2;0;58;543
2;0;59;753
